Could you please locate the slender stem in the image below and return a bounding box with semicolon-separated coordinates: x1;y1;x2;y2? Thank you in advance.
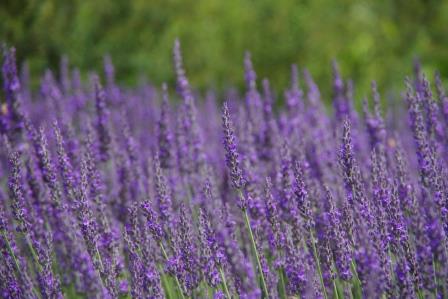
159;242;187;299
333;280;340;299
219;267;232;299
158;265;174;299
350;260;361;284
350;260;362;298
310;231;328;299
95;246;105;272
432;256;438;299
24;235;44;273
93;244;111;294
2;230;23;276
243;208;269;298
278;267;287;299
417;290;425;299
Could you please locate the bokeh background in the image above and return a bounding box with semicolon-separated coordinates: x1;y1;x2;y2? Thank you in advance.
1;0;448;102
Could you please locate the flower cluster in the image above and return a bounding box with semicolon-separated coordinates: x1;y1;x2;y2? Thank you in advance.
1;43;448;299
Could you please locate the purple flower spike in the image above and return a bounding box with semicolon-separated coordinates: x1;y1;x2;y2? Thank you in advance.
222;102;246;194
8;151;30;233
263;176;283;249
2;46;23;138
94;76;112;162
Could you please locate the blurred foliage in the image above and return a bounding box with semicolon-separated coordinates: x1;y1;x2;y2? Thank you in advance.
1;0;448;101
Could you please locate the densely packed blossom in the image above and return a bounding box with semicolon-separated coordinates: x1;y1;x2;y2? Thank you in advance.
1;42;448;299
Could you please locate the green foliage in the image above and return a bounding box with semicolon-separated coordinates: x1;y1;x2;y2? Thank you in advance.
1;0;448;99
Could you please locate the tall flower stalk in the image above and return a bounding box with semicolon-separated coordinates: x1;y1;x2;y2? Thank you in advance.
222;102;269;298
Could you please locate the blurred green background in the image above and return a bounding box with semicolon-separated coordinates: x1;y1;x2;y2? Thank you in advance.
1;0;448;100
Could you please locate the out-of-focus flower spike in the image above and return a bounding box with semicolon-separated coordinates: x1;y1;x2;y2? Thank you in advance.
59;55;71;94
278;141;293;212
363;82;387;149
285;64;304;116
434;72;448;136
303;68;321;107
93;76;112;162
173;38;192;101
332;60;348;122
173;39;205;172
104;54;115;87
244;51;257;91
158;83;174;169
260;78;277;161
243;52;263;129
413;58;423;94
2;46;24;138
53;121;77;205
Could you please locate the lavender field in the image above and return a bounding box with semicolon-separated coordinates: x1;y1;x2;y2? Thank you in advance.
1;40;448;299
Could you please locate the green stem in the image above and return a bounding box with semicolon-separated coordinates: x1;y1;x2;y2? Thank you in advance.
95;246;105;272
350;260;362;298
159;242;187;299
278;267;287;299
219;267;232;299
432;256;438;299
350;260;361;284
310;231;328;299
93;244;110;293
333;280;340;299
24;235;44;273
158;265;174;299
2;231;23;274
243;208;269;298
417;290;425;299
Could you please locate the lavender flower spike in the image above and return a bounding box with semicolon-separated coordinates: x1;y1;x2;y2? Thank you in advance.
222;102;246;195
2;46;23;138
8;150;31;233
222;102;268;296
94;76;112;162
